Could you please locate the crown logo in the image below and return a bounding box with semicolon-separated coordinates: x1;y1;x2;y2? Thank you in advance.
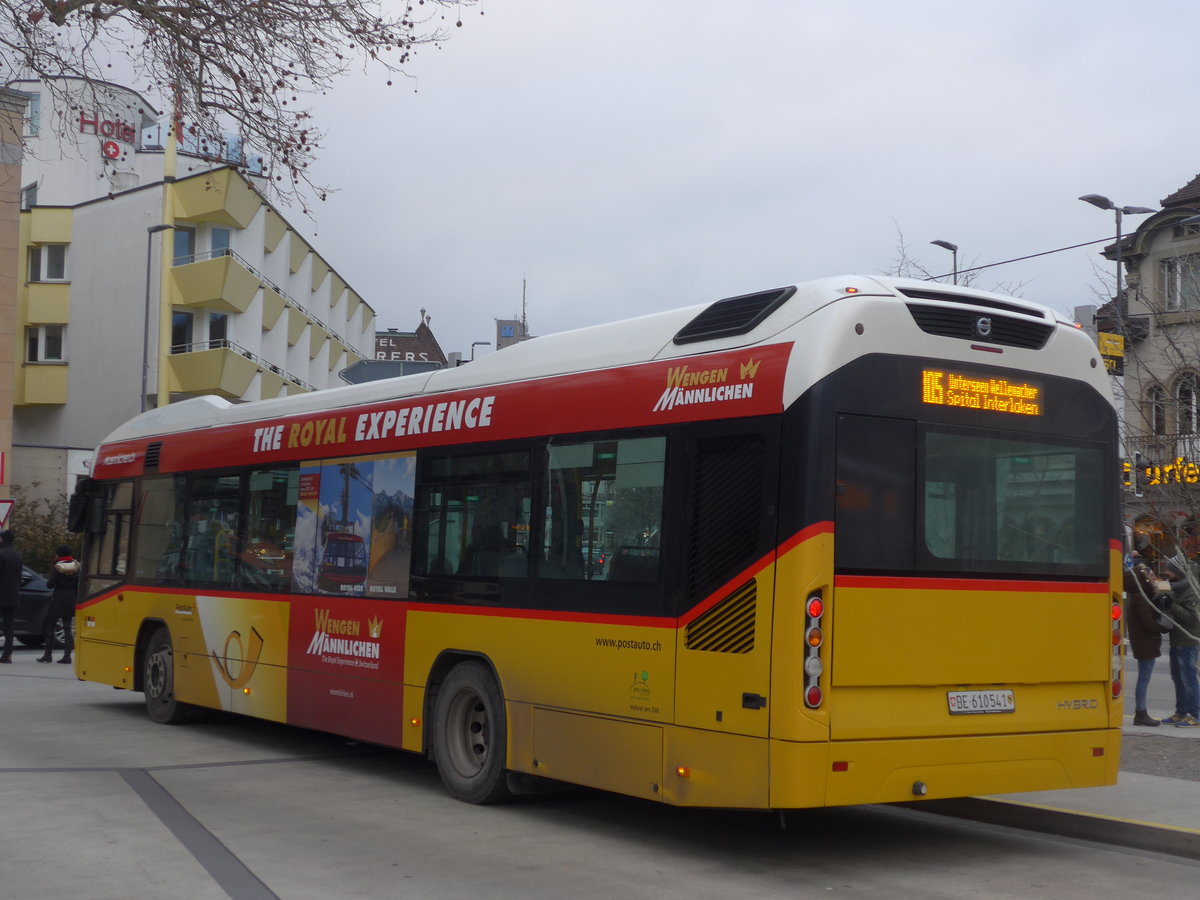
740;358;761;379
367;616;383;639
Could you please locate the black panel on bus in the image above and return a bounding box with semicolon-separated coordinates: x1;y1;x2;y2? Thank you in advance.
779;354;1119;579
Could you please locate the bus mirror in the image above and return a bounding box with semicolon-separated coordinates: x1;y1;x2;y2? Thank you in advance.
67;491;89;533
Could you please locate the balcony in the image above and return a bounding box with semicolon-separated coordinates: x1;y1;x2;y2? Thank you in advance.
28;207;72;244
167;342;258;399
170;251;260;313
1125;433;1200;498
1126;433;1200;466
172;167;260;229
26;281;70;323
168;339;313;400
19;363;67;405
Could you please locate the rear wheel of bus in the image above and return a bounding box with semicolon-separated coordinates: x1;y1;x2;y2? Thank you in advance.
143;625;193;724
432;660;513;804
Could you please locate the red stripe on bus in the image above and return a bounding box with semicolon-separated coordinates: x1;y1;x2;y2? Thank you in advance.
778;520;834;555
677;521;834;626
76;584;291;609
834;574;1111;593
77;586;677;630
406;602;676;629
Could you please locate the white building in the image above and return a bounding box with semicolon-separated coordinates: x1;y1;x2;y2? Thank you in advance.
9;77;376;502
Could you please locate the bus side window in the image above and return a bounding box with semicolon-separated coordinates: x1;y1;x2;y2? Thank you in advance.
183;475;242;587
84;481;133;597
541;436;666;583
238;467;298;591
413;449;532;588
133;476;187;585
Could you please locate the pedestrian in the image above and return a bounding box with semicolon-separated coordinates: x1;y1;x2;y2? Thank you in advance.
1160;562;1200;727
39;544;79;664
0;530;23;664
1124;557;1171;726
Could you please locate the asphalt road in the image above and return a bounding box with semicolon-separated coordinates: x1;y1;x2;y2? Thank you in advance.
4;644;1200;899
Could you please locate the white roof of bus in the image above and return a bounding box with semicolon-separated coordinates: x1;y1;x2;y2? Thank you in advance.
101;275;1080;445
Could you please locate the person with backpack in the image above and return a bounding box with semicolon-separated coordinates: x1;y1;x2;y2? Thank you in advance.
39;544;80;664
1124;556;1172;726
1160;562;1200;727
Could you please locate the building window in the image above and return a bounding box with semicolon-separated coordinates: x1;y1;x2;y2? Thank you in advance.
500;325;515;338
26;325;64;362
1162;254;1200;312
209;312;228;346
28;244;66;281
24;92;39;136
1178;373;1200;435
173;227;196;265
21;183;37;211
211;228;231;258
1149;385;1167;435
172;311;194;353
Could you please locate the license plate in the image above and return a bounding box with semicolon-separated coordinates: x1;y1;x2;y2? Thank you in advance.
947;689;1015;715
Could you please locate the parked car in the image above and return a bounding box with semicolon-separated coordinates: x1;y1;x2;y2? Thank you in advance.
12;567;66;649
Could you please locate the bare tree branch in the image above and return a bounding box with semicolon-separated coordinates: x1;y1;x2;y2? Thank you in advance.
1;0;475;204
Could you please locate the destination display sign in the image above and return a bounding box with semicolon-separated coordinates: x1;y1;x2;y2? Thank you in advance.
920;368;1042;417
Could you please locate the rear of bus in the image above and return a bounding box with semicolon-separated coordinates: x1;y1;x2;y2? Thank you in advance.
769;281;1121;807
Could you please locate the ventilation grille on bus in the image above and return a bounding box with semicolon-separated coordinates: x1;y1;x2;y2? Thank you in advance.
686;434;765;603
905;303;1054;350
673;286;797;345
144;441;162;473
685;580;756;653
896;287;1047;318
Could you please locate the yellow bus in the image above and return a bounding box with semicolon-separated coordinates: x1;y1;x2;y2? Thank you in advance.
71;275;1123;807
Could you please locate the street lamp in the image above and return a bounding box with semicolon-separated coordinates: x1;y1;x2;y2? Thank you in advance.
470;341;490;361
142;224;174;412
1079;194;1156;308
930;240;959;285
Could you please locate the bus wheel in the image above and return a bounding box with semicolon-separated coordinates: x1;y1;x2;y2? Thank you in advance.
432;661;513;804
143;626;191;725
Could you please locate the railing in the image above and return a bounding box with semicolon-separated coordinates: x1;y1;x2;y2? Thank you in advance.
139;124;265;175
171;248;358;355
169;338;315;392
1125;433;1200;465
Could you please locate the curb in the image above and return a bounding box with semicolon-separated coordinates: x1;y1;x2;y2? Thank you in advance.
904;797;1200;860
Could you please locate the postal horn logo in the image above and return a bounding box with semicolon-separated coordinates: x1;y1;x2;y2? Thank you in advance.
653;357;761;412
211;627;264;690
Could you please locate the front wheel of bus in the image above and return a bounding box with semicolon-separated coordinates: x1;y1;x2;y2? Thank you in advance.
143;626;191;725
432;660;513;804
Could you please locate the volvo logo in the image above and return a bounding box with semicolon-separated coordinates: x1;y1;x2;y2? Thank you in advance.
975;316;993;338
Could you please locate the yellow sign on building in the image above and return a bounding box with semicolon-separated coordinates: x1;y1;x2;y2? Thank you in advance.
1097;332;1124;375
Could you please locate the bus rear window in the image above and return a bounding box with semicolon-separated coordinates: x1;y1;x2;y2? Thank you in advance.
922;430;1106;573
835;413;1109;576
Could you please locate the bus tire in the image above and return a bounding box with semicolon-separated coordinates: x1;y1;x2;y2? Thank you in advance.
432;660;513;804
143;626;192;725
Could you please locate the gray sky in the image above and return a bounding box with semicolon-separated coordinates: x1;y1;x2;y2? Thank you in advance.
298;0;1200;360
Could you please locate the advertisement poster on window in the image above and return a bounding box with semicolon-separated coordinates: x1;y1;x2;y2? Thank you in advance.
291;452;415;597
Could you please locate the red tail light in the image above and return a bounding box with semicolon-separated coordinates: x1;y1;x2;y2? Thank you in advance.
803;592;824;709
